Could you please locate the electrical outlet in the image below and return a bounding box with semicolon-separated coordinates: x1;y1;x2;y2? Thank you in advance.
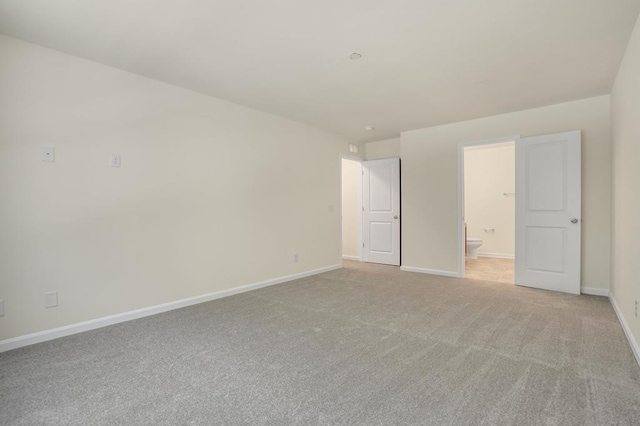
45;291;58;308
0;299;4;317
110;154;121;168
294;253;299;263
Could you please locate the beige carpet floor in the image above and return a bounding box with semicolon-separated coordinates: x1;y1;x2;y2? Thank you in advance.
1;260;639;425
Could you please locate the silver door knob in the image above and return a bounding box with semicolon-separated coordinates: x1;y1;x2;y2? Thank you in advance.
571;218;579;224
393;215;399;219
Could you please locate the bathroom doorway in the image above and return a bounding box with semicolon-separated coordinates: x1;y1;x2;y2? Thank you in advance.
459;137;516;284
458;132;582;293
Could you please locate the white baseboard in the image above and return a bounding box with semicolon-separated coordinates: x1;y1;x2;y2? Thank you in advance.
400;266;461;278
580;287;610;297
478;252;515;259
342;255;360;261
609;294;640;367
0;264;342;353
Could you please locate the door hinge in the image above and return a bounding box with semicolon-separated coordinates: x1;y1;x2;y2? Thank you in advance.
362;243;365;248
362;206;364;212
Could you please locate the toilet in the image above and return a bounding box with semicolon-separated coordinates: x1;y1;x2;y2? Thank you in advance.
466;238;483;259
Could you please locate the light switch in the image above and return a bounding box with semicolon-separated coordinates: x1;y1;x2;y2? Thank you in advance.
41;146;55;162
110;154;121;168
45;291;58;308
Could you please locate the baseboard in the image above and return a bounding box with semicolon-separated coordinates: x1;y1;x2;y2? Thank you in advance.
477;252;515;259
0;264;342;353
400;266;461;278
580;287;610;297
609;294;640;367
342;255;360;261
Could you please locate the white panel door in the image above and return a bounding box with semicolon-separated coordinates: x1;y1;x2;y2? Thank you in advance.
515;131;581;294
362;158;400;265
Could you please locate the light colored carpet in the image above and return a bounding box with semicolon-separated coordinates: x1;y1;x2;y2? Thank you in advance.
1;261;639;425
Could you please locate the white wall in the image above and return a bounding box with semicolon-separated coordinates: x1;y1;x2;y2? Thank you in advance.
611;15;640;355
341;158;361;259
365;138;400;160
0;35;359;341
464;143;515;257
401;96;611;291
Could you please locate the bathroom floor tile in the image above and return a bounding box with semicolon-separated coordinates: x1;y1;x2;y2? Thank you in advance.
465;257;514;284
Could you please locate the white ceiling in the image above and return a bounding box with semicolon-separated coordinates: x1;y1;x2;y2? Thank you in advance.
1;0;639;142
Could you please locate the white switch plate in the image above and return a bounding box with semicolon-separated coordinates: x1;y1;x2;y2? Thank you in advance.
110;154;121;168
41;146;55;162
0;299;4;317
45;291;58;308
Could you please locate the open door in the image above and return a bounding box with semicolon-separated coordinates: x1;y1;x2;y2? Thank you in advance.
515;131;581;294
362;158;400;266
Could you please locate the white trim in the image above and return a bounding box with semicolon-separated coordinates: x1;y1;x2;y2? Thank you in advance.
478;252;515;259
339;153;363;163
609;294;640;367
580;287;610;297
400;266;461;278
342;255;360;261
464;140;515;151
458;135;520;278
0;264;341;353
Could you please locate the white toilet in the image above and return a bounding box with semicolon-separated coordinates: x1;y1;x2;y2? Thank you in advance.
466;238;483;259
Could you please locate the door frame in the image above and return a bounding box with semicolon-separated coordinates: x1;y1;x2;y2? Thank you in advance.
340;154;363;262
457;135;520;277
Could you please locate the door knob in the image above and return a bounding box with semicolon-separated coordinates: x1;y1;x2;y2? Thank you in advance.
393;215;399;219
571;218;579;224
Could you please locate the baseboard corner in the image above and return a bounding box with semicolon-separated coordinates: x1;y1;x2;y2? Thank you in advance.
400;265;461;278
580;287;610;297
342;255;360;261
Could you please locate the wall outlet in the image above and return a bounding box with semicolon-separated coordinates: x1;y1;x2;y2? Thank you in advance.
294;253;299;263
45;291;58;308
110;153;121;168
0;299;4;317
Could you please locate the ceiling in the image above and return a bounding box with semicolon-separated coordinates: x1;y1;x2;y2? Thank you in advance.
1;0;639;142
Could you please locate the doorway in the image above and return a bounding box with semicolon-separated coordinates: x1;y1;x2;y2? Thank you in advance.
462;140;516;283
361;158;401;266
458;131;582;294
341;156;362;261
341;156;401;266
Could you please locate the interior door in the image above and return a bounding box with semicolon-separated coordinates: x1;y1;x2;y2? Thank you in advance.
362;158;400;265
515;131;581;294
